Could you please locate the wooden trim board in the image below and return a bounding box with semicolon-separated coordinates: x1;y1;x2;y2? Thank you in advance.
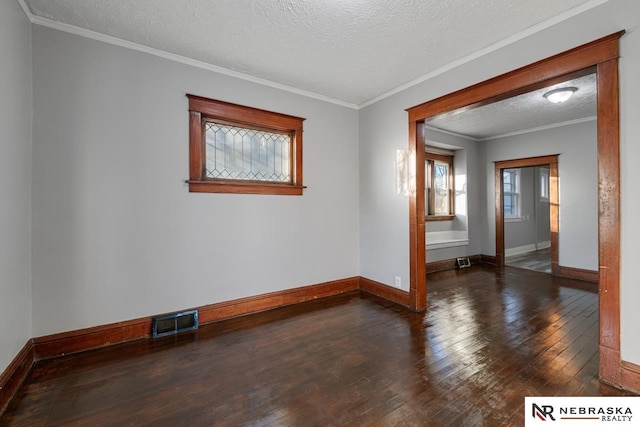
2;265;638;417
406;31;625;390
33;318;152;361
480;254;498;265
426;255;597;287
197;277;360;324
359;277;410;307
620;361;640;394
494;155;559;271
426;255;481;273
0;341;34;416
3;277;358;414
33;277;360;361
556;265;599;284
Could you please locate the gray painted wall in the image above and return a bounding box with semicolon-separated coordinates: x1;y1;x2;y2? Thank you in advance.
424;128;481;262
620;24;640;365
359;0;640;364
30;26;360;337
359;98;411;287
505;167;539;251
483;121;598;270
0;0;32;373
502;166;552;253
535;167;552;245
3;0;640;375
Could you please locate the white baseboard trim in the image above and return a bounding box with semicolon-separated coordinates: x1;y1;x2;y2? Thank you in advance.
505;240;550;257
537;240;551;250
426;231;469;250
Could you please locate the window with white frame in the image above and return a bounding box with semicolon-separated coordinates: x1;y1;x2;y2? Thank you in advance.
503;168;521;219
539;167;550;202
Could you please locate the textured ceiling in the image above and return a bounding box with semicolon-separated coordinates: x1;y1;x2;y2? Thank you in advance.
22;0;596;106
426;73;597;140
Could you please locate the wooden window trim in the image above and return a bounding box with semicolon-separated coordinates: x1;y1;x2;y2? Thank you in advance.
495;156;559;270
425;152;454;221
426;215;455;222
186;94;306;195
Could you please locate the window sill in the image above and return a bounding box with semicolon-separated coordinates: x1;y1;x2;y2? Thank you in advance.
425;215;455;222
505;217;523;223
426;231;469;250
187;180;305;196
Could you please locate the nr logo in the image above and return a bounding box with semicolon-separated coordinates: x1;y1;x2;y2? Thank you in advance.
532;403;556;421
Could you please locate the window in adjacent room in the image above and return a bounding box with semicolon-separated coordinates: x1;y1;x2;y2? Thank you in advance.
503;168;522;219
187;94;305;195
425;152;454;220
539;166;550;202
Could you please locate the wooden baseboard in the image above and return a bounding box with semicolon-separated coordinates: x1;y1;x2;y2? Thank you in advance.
33;277;360;361
601;355;640;395
33;317;152;361
425;254;501;273
426;258;458;273
3;271;625;415
599;345;621;386
359;277;410;307
480;254;498;265
556;265;599;283
197;277;360;324
426;255;481;273
0;340;34;416
620;360;640;394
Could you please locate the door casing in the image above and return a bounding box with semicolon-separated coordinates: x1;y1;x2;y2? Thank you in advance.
495;156;558;272
406;32;623;387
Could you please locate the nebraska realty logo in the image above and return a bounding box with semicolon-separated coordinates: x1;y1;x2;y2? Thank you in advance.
525;397;640;426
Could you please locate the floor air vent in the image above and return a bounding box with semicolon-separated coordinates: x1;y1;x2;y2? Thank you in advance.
152;309;199;338
456;257;471;269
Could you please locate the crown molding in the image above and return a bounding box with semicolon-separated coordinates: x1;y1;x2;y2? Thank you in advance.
480;116;597;141
17;0;358;110
18;0;609;111
358;0;610;109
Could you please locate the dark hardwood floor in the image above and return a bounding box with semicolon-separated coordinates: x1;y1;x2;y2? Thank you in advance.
505;248;552;274
1;266;634;426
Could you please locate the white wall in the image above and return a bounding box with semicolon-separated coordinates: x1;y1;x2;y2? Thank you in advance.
359;99;411;288
504;167;539;252
620;25;640;365
484;121;598;270
30;27;359;337
424;128;481;263
535;167;552;245
0;1;32;373
359;0;640;365
7;0;640;373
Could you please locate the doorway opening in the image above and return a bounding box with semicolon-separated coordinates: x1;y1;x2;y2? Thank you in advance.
406;32;623;387
495;156;559;275
503;166;552;274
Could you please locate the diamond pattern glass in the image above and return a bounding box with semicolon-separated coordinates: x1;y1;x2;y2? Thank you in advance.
205;122;291;183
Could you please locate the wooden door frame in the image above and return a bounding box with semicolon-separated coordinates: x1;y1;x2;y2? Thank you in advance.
406;32;624;387
495;156;559;273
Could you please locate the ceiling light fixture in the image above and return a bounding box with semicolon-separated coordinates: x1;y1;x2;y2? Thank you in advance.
543;87;578;104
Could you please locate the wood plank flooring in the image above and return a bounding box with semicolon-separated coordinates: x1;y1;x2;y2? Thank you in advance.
1;266;634;426
506;248;552;273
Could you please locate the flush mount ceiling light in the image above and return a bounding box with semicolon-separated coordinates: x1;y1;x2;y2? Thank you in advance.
543;87;578;104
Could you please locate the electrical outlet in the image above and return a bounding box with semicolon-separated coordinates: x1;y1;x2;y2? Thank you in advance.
395;276;402;288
